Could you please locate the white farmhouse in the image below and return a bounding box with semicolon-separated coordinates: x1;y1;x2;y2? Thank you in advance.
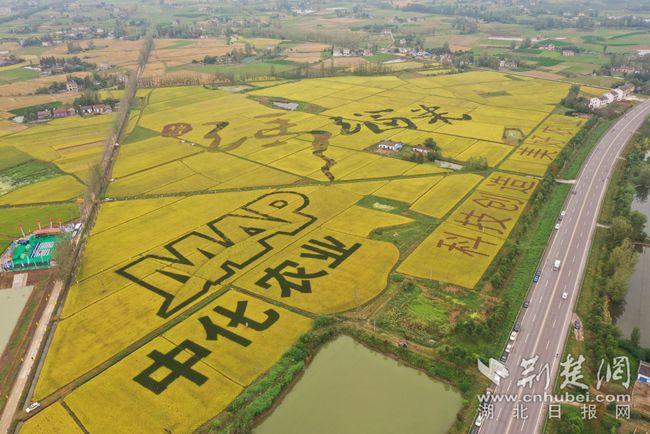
588;97;602;110
589;83;635;111
619;83;635;96
602;93;615;104
611;88;624;101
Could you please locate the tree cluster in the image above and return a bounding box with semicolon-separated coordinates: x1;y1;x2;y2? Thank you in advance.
561;84;590;113
154;23;202;39
39;56;96;73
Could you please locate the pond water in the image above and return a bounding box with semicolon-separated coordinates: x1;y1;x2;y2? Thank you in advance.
272;101;299;111
618;188;650;347
254;336;463;434
0;286;32;353
437;160;464;170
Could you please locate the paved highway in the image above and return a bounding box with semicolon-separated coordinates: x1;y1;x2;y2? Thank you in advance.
479;98;650;434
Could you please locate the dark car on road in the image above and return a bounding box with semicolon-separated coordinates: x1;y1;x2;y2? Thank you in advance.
533;270;541;283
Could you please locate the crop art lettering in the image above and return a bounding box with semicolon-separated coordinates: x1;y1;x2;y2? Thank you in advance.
134;299;280;394
116;192;316;318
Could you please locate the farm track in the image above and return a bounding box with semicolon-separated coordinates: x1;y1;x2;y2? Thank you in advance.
103;169;482;202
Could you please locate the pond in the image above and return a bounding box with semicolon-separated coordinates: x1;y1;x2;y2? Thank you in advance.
272;101;299;111
254;335;463;434
0;286;32;353
617;188;650;347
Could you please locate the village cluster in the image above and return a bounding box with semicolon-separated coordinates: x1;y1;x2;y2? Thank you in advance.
588;82;636;109
29;102;114;122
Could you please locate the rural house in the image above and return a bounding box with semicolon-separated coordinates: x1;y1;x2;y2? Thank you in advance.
613;66;640;75
611;88;624;101
333;48;352;57
66;81;79;92
411;50;432;59
53;107;76;118
620;83;635;96
589;83;635;110
588;97;602;109
377;141;403;152
90;104;113;115
638;361;650;384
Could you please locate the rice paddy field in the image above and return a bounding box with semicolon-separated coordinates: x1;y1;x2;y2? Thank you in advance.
0;113;116;204
0;110;121;251
23;70;589;433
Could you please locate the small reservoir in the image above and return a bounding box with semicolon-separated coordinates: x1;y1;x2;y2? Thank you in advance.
0;286;32;353
254;335;463;434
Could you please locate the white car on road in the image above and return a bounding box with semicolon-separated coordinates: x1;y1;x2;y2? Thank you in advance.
25;402;40;413
562;292;568;300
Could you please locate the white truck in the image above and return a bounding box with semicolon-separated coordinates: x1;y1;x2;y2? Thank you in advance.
553;259;561;271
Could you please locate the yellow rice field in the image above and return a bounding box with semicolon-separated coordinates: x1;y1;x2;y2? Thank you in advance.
27;71;587;432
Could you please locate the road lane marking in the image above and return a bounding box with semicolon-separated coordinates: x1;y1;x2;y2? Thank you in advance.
552;319;556;328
